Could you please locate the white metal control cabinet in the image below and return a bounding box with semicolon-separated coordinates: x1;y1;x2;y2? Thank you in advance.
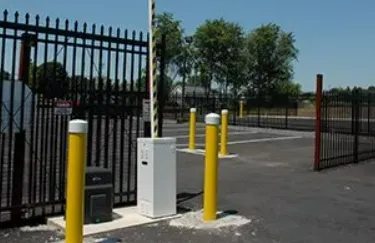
137;137;177;218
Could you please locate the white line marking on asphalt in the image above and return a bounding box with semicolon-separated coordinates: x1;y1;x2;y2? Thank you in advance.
172;131;258;139
176;136;302;147
176;148;239;159
164;127;206;131
176;148;206;155
137;127;206;133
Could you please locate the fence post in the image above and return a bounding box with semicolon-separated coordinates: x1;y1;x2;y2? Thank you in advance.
314;74;323;171
353;89;360;163
189;108;196;150
11;32;34;222
144;44;151;138
232;98;237;125
285;106;289;129
175;92;178;121
212;96;216;113
203;113;220;221
11;132;26;222
192;91;197;110
257;96;261;127
157;33;166;137
285;94;289;129
220;109;228;156
66;119;88;243
368;94;371;134
351;94;355;135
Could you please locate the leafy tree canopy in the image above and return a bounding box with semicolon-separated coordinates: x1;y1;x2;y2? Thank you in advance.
29;61;68;98
193;18;246;95
245;23;299;97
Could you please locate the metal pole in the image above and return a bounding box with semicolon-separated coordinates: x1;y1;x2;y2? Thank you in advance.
314;74;323;171
66;119;88;242
144;50;151;138
203;113;220;221
148;0;158;138
11;33;34;222
239;100;244;118
158;33;166;137
220;109;228;156
181;47;186;119
188;108;196;150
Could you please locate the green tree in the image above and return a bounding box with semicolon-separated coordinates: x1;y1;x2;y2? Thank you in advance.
186;72;204;86
274;81;302;104
245;23;299;98
1;69;10;80
136;68;174;99
275;81;302;96
223;46;248;98
216;23;246;97
368;86;375;93
70;75;90;91
193;18;246;96
29;61;69;98
155;12;184;80
174;37;195;85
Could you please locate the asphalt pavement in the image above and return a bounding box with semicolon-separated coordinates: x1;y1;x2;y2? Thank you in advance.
1;121;375;242
230;114;375;134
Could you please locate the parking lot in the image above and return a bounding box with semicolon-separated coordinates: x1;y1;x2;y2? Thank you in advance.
136;121;375;243
159;121;310;151
1;119;375;243
88;120;375;243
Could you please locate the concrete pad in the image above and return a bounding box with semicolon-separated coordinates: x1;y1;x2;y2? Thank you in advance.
169;209;251;230
177;148;238;159
47;206;181;236
218;153;239;159
177;148;206;155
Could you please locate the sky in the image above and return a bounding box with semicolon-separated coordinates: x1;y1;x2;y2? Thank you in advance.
1;0;375;92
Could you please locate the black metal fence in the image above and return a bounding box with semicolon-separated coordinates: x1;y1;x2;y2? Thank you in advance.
164;93;316;131
0;10;154;227
163;94;236;121
317;89;375;169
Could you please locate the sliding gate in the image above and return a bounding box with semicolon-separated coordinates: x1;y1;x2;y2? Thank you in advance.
314;74;375;170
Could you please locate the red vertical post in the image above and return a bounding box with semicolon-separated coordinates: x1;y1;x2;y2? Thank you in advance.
314;74;323;171
11;33;33;222
18;33;34;81
18;41;26;81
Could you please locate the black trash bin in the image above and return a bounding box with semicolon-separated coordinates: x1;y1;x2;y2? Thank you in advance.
84;166;113;224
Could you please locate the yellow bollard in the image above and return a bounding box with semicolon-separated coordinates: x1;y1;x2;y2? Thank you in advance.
66;119;88;243
239;100;244;118
203;113;220;221
189;108;196;150
220;109;228;156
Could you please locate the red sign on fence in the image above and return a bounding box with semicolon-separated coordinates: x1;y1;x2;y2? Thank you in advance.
54;100;72;115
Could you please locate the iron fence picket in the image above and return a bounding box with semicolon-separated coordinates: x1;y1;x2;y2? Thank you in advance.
318;90;375;169
0;9;158;227
165;93;312;131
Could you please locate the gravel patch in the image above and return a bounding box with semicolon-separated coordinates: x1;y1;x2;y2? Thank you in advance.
0;224;64;243
20;225;59;232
